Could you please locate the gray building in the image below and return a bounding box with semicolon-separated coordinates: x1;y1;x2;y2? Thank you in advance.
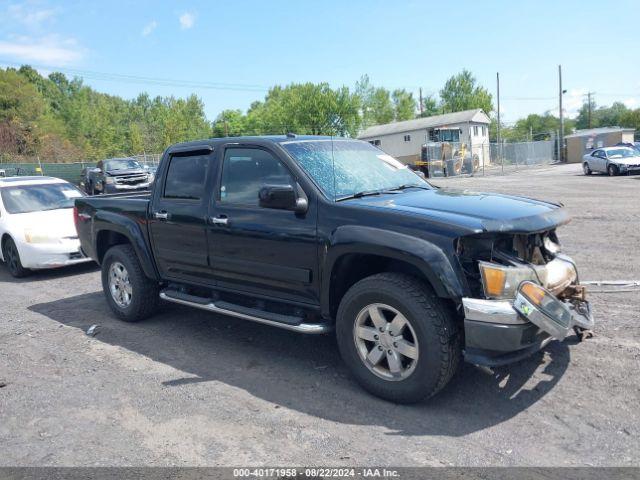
565;127;636;164
357;109;491;165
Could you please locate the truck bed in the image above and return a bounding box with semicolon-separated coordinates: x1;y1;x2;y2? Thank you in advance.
74;192;152;264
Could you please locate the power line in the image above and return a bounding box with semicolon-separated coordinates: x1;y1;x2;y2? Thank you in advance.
0;59;270;92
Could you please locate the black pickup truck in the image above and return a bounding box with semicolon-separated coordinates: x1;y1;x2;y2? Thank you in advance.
75;135;594;403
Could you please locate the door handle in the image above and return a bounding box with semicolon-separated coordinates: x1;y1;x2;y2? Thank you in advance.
210;215;229;226
154;211;169;220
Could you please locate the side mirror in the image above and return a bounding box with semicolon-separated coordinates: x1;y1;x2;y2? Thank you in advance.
259;185;307;213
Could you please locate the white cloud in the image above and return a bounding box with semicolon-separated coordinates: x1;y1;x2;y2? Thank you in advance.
563;88;589;117
0;35;84;65
179;12;196;29
6;2;57;29
141;20;157;37
623;97;639;109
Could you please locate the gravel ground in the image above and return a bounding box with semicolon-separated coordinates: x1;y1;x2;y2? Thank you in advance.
0;163;638;467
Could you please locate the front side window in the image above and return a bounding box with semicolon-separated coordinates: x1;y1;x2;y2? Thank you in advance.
220;148;293;206
0;183;84;214
282;139;431;200
163;154;209;200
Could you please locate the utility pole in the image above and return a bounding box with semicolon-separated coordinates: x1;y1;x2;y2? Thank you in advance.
558;65;565;162
496;72;501;146
419;87;424;116
587;92;593;128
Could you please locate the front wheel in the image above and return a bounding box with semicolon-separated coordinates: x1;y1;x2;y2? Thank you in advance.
608;164;618;176
101;244;159;322
583;162;592;175
336;273;461;403
2;237;29;278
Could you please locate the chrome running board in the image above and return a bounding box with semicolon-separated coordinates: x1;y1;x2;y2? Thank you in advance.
159;291;332;334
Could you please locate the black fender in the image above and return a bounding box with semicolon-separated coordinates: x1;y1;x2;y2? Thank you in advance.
93;210;159;281
321;225;466;318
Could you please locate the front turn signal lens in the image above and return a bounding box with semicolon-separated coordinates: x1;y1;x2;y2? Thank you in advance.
520;281;546;306
479;263;507;298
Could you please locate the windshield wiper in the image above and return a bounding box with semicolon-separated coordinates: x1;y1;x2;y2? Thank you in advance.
336;190;384;202
387;184;431;192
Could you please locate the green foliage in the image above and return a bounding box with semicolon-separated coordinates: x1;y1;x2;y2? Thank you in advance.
575;100;636;131
392;89;417;121
440;69;493;114
490;113;576;143
213;83;362;137
620;108;640;132
419;94;439;117
1;66;212;162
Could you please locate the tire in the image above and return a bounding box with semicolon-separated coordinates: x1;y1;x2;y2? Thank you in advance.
583;163;592;175
608;164;618;176
101;244;159;322
336;273;461;403
2;237;29;278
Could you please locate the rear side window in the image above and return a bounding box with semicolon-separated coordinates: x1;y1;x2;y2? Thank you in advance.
163;154;209;200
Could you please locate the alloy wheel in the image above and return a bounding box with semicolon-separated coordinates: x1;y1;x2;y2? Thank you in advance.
353;303;419;381
109;261;132;308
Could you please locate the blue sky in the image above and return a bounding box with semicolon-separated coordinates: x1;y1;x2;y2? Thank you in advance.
1;0;638;124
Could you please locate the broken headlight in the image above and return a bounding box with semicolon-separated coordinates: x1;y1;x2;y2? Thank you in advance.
478;261;546;300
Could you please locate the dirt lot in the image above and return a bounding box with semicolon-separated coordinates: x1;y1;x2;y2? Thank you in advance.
1;163;638;467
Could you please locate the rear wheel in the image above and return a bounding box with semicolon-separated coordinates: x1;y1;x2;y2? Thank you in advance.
583;162;592;175
336;273;461;403
608;164;618;176
101;244;159;322
2;237;29;278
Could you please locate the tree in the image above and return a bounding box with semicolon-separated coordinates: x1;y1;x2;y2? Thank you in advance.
0;69;46;156
211;109;247;137
620;108;640;132
392;89;417;121
355;75;394;127
245;82;361;136
419;94;439;117
574;100;629;130
439;69;493;114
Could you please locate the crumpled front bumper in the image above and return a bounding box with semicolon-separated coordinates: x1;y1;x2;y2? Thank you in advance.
461;257;594;367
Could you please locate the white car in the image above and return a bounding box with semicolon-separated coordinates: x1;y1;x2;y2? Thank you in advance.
0;176;93;277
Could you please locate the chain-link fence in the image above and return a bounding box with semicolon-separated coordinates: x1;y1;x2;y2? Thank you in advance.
413;140;556;178
0;154;162;185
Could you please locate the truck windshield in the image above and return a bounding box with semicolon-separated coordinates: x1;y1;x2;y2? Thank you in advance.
105;159;142;171
0;183;84;214
281;139;431;201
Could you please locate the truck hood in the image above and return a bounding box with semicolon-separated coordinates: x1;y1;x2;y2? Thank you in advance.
354;188;569;234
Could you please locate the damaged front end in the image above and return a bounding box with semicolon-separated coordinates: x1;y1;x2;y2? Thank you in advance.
456;228;594;366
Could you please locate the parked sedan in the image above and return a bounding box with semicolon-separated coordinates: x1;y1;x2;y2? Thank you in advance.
0;176;93;277
583;146;640;176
